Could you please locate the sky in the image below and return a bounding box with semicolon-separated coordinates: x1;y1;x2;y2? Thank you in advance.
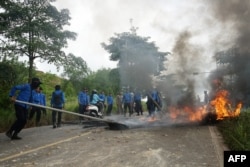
36;0;222;75
33;0;250;103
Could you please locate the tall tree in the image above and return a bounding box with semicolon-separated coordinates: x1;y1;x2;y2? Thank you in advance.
108;68;120;93
0;0;77;81
61;53;89;92
101;28;169;91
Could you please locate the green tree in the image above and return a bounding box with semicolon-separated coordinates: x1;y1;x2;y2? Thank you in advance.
101;29;169;91
61;53;89;92
0;58;29;109
94;68;112;93
0;0;77;82
80;68;119;96
109;68;120;93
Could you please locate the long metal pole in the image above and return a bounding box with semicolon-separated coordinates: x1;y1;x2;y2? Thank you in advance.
15;100;111;123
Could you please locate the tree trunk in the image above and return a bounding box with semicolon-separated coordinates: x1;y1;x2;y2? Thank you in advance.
28;56;34;83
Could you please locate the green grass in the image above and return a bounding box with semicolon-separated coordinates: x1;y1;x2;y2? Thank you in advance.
216;109;250;151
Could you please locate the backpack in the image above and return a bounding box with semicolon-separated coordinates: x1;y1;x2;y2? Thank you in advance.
53;91;62;105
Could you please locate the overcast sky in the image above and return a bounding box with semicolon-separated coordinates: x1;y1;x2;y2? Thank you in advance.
36;0;227;75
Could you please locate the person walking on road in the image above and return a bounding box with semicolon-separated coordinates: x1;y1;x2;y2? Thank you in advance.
39;87;47;116
78;88;89;122
204;90;209;105
122;90;132;117
6;77;42;140
28;86;42;126
146;92;154;117
116;92;123;115
134;91;143;116
51;85;65;129
106;93;113;116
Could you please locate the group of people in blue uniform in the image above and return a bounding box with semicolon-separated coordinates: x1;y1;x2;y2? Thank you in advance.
78;89;114;118
78;87;161;118
6;76;161;140
121;88;162;117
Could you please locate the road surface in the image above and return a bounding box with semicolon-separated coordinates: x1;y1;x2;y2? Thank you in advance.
0;119;228;167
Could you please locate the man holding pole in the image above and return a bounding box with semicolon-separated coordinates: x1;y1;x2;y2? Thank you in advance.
6;77;42;140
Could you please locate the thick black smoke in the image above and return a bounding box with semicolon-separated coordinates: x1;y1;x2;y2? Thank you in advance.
206;0;250;107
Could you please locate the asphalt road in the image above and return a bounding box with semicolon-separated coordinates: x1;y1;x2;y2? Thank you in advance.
0;118;228;167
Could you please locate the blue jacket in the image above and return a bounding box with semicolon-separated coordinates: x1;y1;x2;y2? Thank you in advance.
9;83;32;108
78;91;89;105
99;94;105;102
134;92;141;101
51;90;65;108
107;95;113;105
151;90;160;103
40;93;46;106
32;90;42;105
122;92;132;103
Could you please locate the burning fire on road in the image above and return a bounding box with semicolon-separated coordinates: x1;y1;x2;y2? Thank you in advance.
163;89;242;124
134;89;242;128
210;90;242;120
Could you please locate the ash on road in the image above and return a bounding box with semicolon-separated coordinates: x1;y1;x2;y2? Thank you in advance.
0;119;228;167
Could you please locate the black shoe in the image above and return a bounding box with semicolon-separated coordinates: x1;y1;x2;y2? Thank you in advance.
5;131;12;139
11;135;22;140
53;125;56;129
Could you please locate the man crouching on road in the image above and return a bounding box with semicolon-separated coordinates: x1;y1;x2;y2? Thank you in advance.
6;77;42;140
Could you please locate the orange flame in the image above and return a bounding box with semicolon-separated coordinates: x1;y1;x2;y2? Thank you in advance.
168;105;207;122
210;90;242;120
142;89;242;123
163;89;241;122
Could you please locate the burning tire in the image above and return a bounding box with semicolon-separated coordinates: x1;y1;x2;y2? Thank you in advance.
200;112;217;125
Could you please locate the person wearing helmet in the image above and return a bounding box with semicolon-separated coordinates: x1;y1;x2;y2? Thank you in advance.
90;89;103;111
6;77;42;140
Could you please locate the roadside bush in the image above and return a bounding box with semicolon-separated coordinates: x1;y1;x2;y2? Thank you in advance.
0;109;15;132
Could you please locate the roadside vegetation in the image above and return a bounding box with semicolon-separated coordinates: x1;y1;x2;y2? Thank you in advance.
0;61;120;132
216;109;250;151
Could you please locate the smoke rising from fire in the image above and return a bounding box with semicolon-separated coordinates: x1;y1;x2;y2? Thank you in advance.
155;0;250;109
206;0;250;105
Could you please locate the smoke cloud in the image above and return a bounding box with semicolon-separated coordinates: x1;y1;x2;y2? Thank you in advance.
205;0;250;105
155;0;250;109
